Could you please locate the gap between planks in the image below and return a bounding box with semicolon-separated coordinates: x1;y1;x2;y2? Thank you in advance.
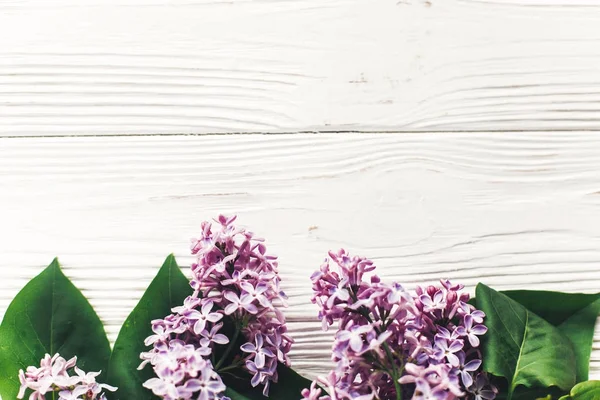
6;129;600;139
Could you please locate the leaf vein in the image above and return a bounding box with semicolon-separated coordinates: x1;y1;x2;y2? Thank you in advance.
50;263;56;355
489;298;521;349
509;311;530;399
24;305;48;355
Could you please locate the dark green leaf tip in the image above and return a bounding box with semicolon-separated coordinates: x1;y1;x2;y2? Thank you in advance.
49;257;60;268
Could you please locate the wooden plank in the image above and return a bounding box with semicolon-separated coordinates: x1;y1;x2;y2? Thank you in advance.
0;132;599;380
3;0;600;135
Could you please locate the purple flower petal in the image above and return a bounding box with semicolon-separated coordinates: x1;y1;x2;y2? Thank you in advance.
255;334;264;348
447;352;460;367
460;370;473;388
350;335;363;353
212;334;229;345
255;353;265;369
262;348;275;358
448;340;464;353
206;313;223;323
468;334;480;347
245;303;258;314
464;359;482;371
201;300;214;315
472;325;488;335
224;303;237;315
241;343;256;353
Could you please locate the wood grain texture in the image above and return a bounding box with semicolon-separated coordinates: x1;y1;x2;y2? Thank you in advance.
3;0;600;135
0;132;599;380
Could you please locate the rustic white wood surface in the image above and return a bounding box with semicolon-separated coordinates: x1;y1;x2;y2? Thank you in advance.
2;0;600;391
4;0;600;135
0;133;599;380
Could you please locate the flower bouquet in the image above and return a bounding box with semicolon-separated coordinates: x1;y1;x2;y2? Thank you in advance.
0;215;599;400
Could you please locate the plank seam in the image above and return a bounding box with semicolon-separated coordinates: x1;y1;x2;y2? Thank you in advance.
4;129;600;139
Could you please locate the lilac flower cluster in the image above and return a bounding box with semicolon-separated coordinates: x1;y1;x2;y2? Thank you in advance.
302;249;497;400
17;353;116;400
140;215;293;400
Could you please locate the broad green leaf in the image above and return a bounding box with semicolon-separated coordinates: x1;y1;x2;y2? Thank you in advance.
270;364;313;399
492;379;566;400
0;258;111;399
107;255;193;400
558;380;600;400
501;291;600;326
269;364;312;400
222;363;313;399
476;284;576;400
502;290;600;382
225;387;253;400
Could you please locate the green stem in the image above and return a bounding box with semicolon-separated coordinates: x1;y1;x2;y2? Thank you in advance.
215;326;241;370
394;378;402;400
381;343;402;400
349;287;403;399
507;384;515;400
218;361;244;373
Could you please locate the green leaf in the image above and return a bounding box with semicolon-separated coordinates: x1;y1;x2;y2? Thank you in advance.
476;283;577;400
502;290;600;382
558;380;600;400
0;258;111;399
270;364;313;399
107;255;193;400
224;387;254;400
222;363;313;399
491;378;567;400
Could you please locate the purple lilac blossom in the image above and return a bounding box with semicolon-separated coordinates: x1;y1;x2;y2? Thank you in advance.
17;353;117;400
140;215;293;400
302;249;497;400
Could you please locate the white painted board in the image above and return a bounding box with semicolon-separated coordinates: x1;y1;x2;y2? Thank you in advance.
3;0;600;135
1;132;599;381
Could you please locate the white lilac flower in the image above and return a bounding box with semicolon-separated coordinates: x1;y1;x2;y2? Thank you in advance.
17;353;116;400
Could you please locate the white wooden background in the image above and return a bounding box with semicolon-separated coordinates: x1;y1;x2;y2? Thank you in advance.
1;0;600;388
